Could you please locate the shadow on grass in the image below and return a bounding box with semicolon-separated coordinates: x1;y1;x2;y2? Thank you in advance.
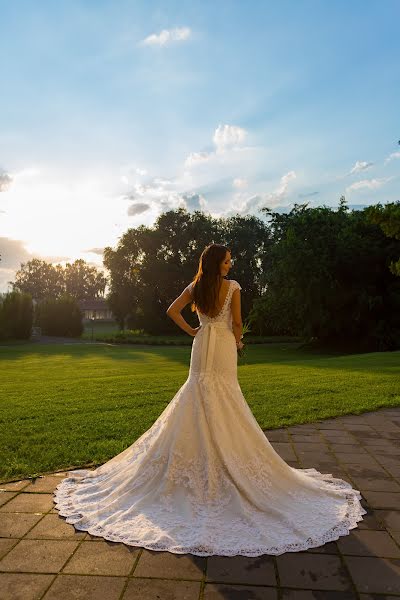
1;339;399;376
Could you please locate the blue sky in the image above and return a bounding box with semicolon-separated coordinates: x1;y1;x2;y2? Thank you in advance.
0;0;399;291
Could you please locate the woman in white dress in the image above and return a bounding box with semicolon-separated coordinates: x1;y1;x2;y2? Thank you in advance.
53;243;366;556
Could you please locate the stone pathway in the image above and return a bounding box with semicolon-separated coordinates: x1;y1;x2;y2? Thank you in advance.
1;407;400;599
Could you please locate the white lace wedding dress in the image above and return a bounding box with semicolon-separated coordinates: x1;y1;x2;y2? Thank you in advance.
53;279;366;556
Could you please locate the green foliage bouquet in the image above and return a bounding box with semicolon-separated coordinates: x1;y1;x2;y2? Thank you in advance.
237;321;251;359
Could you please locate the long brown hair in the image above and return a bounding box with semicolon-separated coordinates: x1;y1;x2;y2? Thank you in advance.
189;243;231;316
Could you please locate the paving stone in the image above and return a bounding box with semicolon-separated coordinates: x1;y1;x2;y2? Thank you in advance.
0;480;30;492
375;454;400;465
374;447;400;456
0;492;54;513
270;443;297;461
384;465;400;478
318;429;348;436
302;541;339;554
389;529;400;546
352;509;385;530
203;582;277;599
0;538;19;559
334;453;379;465
206;555;276;585
328;445;368;454
123;577;202;599
359;595;400;600
350;478;400;492
0;539;79;573
381;431;400;439
322;431;357;444
24;513;87;540
361;492;400;510
264;430;290;442
343;424;375;432
290;435;324;443
0;492;18;508
0;512;43;538
0;572;55;600
276;554;353;590
287;424;319;433
23;476;68;493
360;439;399;447
343;556;400;593
351;431;383;440
343;464;392;479
336;530;400;557
286;461;302;468
316;422;346;430
43;574;126;599
337;415;369;423
296;453;337;464
374;510;400;531
293;443;331;452
62;540;138;575
281;590;357;599
134;549;206;580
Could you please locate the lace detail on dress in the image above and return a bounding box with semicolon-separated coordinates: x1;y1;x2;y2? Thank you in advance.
53;275;366;557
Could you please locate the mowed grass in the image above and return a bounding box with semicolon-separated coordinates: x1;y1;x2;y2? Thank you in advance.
1;341;399;482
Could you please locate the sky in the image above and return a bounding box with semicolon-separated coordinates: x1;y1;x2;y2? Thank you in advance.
0;0;399;292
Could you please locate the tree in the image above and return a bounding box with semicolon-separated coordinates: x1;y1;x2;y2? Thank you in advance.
10;258;64;301
365;201;400;276
64;259;107;299
252;196;400;351
10;258;107;301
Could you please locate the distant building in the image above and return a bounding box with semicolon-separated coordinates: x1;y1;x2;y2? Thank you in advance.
77;298;114;320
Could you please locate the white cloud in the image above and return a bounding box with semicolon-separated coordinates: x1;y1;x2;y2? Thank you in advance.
233;178;248;189
232;171;297;215
384;151;400;164
0;171;13;192
184;124;250;173
346;176;394;192
213;124;247;154
140;27;192;47
123;177;209;216
184;152;212;168
350;160;374;174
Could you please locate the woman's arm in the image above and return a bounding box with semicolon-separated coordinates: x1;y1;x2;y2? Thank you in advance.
166;286;198;337
231;288;243;347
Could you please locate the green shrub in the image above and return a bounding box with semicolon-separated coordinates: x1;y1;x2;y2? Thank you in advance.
0;291;33;340
36;294;84;337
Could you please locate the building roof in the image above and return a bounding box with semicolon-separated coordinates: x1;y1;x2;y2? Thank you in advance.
77;298;110;310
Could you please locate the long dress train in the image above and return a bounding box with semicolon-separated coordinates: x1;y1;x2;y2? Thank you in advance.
53;279;366;557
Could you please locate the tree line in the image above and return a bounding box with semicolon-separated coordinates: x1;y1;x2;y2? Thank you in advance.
4;196;400;350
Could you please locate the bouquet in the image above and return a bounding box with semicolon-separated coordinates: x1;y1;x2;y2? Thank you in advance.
237;322;251;359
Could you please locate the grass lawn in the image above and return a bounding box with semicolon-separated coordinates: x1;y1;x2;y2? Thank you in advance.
1;341;399;482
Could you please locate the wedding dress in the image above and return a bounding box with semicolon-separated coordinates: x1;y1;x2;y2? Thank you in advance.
53;279;366;557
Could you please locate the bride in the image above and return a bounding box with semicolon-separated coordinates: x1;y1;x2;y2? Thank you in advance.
53;243;366;556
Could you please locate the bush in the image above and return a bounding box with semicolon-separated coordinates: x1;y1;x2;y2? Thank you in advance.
0;291;33;340
36;294;84;337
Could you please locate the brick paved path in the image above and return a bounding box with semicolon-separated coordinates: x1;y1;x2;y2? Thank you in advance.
1;407;399;599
